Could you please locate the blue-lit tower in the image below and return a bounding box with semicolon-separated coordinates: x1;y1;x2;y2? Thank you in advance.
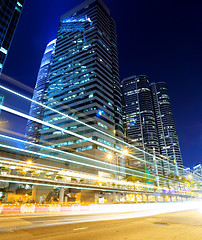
0;0;25;72
40;0;123;173
25;39;56;143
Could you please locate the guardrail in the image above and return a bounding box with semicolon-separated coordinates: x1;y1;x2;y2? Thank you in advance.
0;201;200;215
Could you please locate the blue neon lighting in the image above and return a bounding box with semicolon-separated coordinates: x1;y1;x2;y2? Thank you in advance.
62;15;93;25
61;15;93;33
97;110;104;117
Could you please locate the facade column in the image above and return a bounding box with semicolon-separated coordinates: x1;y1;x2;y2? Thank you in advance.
112;192;117;202
32;185;37;202
59;187;64;203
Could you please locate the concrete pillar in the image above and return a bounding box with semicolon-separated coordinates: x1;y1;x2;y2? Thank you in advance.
112;192;117;202
31;185;37;202
59;187;64;203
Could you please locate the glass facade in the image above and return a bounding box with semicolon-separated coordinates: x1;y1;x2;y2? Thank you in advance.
40;0;123;171
0;0;25;72
25;39;56;143
150;82;183;174
121;75;159;171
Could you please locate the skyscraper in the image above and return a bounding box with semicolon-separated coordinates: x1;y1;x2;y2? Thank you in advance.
121;75;159;169
0;0;25;73
150;82;183;174
25;39;56;143
40;0;123;173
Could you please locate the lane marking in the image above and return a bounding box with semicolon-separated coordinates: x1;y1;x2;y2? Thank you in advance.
73;227;88;231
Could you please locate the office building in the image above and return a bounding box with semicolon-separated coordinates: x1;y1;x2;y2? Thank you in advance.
0;0;25;72
150;82;183;174
40;0;123;174
121;75;159;171
25;39;56;143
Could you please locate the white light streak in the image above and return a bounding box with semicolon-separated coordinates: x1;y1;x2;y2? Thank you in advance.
0;105;182;178
0;84;185;173
0;134;170;184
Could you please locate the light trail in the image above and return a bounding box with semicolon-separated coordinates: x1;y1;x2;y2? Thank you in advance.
0;74;33;93
0;179;129;193
0;105;128;156
0;141;164;187
0;138;189;191
0;84;185;173
0;133;182;185
0;104;183;176
0;142;123;176
0;156;159;189
0;142;162;190
0;201;200;230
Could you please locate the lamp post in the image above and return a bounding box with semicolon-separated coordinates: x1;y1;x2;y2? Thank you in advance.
107;148;128;180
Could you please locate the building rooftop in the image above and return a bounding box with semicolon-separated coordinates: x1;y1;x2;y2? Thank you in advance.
60;0;110;21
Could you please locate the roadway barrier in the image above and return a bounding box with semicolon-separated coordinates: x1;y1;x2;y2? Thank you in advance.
0;200;200;215
1;204;21;214
60;205;72;212
35;205;49;213
20;204;35;214
48;204;61;213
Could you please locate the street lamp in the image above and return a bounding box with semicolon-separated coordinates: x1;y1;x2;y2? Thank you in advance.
188;174;192;180
106;149;128;179
27;160;32;165
107;153;113;161
122;148;128;156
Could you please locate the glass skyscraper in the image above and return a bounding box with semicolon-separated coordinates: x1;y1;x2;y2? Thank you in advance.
150;82;183;174
25;39;56;143
122;76;183;175
40;0;123;173
121;75;159;170
0;0;25;72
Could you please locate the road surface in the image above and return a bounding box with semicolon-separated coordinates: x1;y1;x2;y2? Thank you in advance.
0;209;201;240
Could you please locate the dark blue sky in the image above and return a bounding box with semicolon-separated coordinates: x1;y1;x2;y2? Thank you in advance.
2;0;202;168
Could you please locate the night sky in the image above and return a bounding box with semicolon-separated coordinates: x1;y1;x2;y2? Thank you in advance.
2;0;202;168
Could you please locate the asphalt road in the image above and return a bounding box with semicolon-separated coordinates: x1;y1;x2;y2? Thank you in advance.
0;210;201;240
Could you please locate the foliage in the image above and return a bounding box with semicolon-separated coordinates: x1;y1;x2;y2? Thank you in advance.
17;170;26;175
0;167;11;172
31;172;40;176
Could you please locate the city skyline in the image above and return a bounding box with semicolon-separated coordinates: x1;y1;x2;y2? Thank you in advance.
1;0;202;168
0;2;201;232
